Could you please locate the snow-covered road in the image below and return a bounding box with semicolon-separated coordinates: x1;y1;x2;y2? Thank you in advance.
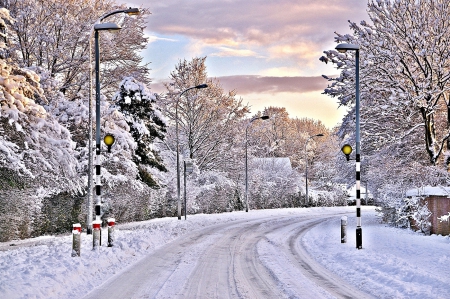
83;212;372;299
1;206;449;299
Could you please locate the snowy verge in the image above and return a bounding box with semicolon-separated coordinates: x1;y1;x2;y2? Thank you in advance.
303;207;450;299
0;207;350;299
1;206;448;299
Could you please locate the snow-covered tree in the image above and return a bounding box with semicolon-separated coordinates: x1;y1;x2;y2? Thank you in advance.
4;0;150;100
249;157;302;209
113;76;167;188
0;8;84;240
320;0;450;227
163;57;250;172
321;0;450;167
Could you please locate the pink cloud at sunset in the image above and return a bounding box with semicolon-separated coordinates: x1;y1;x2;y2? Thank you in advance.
217;75;329;95
127;0;368;127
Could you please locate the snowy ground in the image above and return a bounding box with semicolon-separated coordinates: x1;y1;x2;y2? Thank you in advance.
0;206;448;298
304;207;450;298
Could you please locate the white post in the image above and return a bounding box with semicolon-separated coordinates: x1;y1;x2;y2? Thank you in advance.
341;216;347;243
92;220;102;249
107;218;115;247
72;223;81;257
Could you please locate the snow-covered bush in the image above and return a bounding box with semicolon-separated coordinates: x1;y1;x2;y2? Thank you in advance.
311;188;348;207
377;196;431;234
248;158;302;209
188;170;235;214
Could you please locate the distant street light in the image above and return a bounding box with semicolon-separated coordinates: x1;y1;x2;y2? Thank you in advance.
304;134;324;206
245;115;270;212
176;84;208;220
336;43;362;249
86;8;140;235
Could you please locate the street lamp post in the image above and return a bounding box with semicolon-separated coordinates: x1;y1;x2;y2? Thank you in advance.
245;115;269;212
304;133;324;206
175;84;208;220
86;8;140;234
336;43;362;249
93;22;121;237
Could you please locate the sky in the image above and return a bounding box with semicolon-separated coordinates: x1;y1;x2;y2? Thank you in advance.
125;0;369;128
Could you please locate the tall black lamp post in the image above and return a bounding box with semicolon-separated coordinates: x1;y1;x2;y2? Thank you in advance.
175;84;208;220
336;43;362;249
245;115;269;212
87;8;140;235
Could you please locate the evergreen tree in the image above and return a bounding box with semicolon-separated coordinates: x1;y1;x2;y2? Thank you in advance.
113;77;167;188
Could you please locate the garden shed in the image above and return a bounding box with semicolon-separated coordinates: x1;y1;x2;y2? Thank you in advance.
406;186;450;235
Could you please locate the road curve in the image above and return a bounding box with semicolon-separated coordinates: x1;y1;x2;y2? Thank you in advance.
83;213;374;299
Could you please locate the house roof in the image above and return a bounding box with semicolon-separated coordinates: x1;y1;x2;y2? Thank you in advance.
405;185;450;197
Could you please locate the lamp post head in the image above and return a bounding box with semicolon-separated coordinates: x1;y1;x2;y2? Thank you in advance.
335;43;360;53
94;22;121;32
316;133;324;137
249;115;269;124
104;134;115;153
341;144;353;161
195;84;208;89
124;7;140;15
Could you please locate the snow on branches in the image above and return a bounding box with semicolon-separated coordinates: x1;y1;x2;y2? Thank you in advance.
112;76;167;188
0;58;80;192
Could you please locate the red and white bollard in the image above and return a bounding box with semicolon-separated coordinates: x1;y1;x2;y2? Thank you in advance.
92;220;102;249
72;223;81;257
107;218;115;247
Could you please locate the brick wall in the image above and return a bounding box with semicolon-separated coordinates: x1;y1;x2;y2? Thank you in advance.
425;196;450;235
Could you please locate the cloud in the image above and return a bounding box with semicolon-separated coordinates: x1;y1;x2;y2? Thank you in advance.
140;0;367;46
150;75;333;95
147;75;343;128
136;0;368;70
216;75;329;94
146;35;178;43
210;47;263;58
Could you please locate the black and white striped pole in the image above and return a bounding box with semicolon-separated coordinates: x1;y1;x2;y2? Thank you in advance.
336;43;362;249
87;8;140;236
93;21;121;248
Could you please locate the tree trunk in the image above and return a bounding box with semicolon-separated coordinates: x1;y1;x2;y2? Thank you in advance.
420;107;437;165
447;102;450;170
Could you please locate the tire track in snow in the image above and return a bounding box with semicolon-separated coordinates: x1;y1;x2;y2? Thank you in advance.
83;212;373;299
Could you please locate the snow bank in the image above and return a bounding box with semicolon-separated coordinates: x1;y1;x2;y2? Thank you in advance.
303;208;450;298
0;207;448;299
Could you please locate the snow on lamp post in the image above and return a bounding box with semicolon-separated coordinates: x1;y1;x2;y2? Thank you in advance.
87;8;140;235
304;133;324;206
245;115;270;212
176;84;208;220
336;43;362;249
